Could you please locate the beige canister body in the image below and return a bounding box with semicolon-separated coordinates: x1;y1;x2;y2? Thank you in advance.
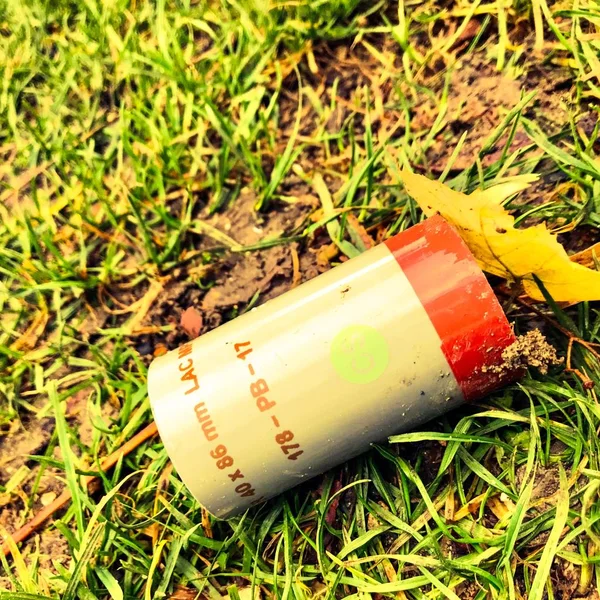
148;216;516;517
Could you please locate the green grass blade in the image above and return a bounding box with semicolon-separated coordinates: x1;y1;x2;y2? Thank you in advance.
528;466;570;600
49;381;85;538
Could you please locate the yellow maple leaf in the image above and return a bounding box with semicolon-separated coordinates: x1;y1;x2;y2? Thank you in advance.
397;169;600;303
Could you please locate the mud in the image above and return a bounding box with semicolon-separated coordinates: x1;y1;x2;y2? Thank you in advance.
483;329;563;376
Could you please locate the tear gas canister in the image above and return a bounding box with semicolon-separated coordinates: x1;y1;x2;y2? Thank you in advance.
148;215;517;517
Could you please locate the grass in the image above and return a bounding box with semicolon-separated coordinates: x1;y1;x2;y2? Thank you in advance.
2;0;600;598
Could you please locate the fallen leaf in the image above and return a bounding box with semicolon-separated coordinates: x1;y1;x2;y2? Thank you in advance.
395;169;600;302
180;307;203;339
10;306;49;352
65;388;90;418
0;160;52;206
40;492;57;507
141;522;159;541
453;492;487;521
201;507;213;539
316;243;338;271
153;343;168;357
168;585;206;600
235;586;262;600
488;494;516;521
572;242;600;269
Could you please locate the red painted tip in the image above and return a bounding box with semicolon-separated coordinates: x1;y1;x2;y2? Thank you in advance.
385;215;518;401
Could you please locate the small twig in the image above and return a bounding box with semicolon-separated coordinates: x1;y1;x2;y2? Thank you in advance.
513;296;597;388
1;421;158;557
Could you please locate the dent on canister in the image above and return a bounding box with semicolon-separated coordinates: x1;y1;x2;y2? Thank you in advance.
148;215;518;518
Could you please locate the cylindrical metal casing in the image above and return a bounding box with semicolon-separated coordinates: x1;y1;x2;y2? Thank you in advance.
149;216;516;517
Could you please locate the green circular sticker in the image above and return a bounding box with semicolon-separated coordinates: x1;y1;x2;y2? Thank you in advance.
330;325;389;384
